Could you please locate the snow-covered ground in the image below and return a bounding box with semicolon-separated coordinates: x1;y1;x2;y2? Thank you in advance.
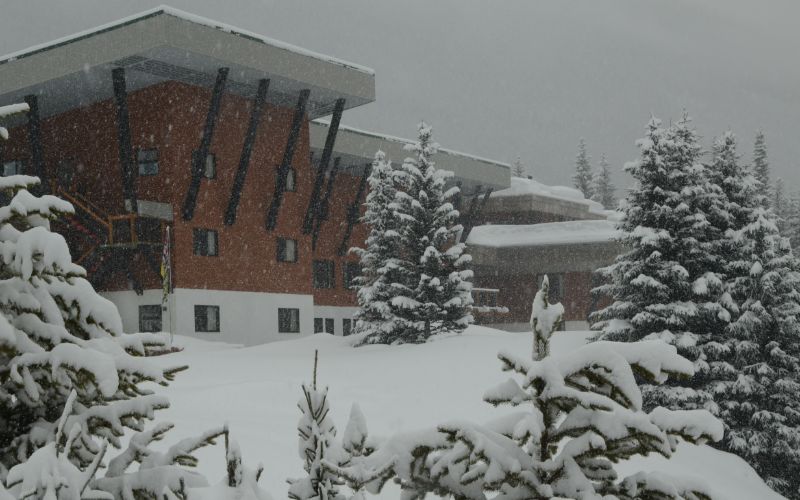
148;326;784;499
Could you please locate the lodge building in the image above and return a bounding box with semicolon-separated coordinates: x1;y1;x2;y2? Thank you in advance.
0;7;619;344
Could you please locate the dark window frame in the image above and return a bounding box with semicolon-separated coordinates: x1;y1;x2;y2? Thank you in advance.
314;317;323;334
324;318;334;334
193;228;219;257
277;238;298;263
342;318;353;337
343;262;361;290
313;260;335;289
1;159;25;176
279;308;301;333
137;148;159;176
193;150;217;180
194;305;220;333
138;304;162;333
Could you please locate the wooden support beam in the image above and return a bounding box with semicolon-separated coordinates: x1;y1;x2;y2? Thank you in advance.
224;78;269;225
112;68;137;213
337;163;371;256
311;156;341;251
182;67;229;221
453;181;463;213
303;98;345;234
266;89;310;231
24;95;47;194
461;186;493;243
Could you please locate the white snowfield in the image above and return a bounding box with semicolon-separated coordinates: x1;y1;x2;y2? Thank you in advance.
148;326;784;499
467;219;618;248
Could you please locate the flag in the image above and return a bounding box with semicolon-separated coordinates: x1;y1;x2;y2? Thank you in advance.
160;225;172;305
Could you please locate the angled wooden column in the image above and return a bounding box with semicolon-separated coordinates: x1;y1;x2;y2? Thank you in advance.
112;68;137;212
303;98;345;234
24;95;47;194
266;89;310;231
182;67;229;221
461;187;493;243
224;78;269;225
459;185;483;243
311;156;341;250
337;163;371;256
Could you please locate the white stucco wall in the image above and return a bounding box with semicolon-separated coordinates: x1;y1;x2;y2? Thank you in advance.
102;288;315;346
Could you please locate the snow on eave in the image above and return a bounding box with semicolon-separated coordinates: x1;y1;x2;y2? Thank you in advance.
311;120;511;171
466;220;620;249
0;5;375;76
493;176;608;215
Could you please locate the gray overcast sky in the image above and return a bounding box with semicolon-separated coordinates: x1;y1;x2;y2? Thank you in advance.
1;0;798;191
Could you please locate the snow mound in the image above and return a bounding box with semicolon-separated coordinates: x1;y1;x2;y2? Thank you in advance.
149;327;784;499
467;219;619;247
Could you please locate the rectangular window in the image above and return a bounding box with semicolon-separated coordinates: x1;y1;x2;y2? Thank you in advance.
193;228;218;256
325;318;334;334
342;318;352;337
313;260;335;289
343;262;361;290
537;273;564;302
279;308;300;333
285;167;296;192
2;160;24;176
277;238;297;263
314;317;323;334
194;305;220;333
138;305;162;332
193;150;216;179
137;148;159;176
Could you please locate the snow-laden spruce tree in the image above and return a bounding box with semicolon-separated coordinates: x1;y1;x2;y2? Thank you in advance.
512;156;525;178
338;277;724;499
785;192;800;250
752;130;770;205
591;153;617;210
573;138;593;199
773;177;787;232
361;122;473;344
590;115;734;410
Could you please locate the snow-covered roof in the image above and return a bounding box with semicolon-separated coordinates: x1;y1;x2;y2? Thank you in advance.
309;121;511;191
466;219;619;248
493;176;609;216
0;6;375;120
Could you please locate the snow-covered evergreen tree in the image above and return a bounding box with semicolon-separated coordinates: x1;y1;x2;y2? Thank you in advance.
590;115;733;410
773;177;787;232
752;130;770;205
352;151;405;341
289;352;345;500
572;138;593;199
361;123;473;344
591;153;617;210
512;156;525;178
785;192;800;250
340;280;724;499
530;275;564;361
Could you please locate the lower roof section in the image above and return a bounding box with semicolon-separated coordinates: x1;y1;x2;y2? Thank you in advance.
309;121;510;192
467;220;618;248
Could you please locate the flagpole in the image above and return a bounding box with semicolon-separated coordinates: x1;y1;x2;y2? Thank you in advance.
161;225;173;346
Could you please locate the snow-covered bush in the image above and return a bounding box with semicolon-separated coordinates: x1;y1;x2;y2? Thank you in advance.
335;280;723;499
357;122;473;344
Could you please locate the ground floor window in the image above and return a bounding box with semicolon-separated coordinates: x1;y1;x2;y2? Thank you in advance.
314;317;335;334
343;318;352;336
2;160;24;176
139;305;162;332
279;308;300;333
195;305;220;332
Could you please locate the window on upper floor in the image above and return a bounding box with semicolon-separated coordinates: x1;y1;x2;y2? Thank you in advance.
193;228;218;256
343;261;361;290
313;260;335;289
137;148;159;176
285;167;296;192
277;238;298;263
193;150;216;179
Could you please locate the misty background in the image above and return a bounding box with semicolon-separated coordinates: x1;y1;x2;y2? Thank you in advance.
1;0;798;193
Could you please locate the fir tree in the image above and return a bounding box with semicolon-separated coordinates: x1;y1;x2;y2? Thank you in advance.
773;177;787;232
288;351;345;500
572;138;593;199
352;151;404;341
785;192;800;250
590;115;733;410
512;155;526;177
591;153;617;210
361;123;473;344
752;130;770;204
341;279;724;499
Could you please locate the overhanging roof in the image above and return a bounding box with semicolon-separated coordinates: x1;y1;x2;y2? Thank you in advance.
0;6;376;121
309;121;511;192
